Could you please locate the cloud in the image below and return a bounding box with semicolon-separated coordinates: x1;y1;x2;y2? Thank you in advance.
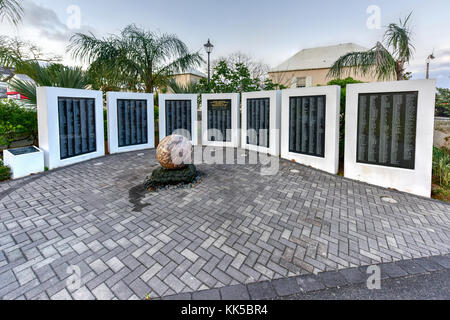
21;0;95;42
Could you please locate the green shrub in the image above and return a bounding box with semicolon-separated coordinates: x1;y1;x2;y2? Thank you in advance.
0;160;11;181
326;78;364;159
0;99;38;149
433;147;450;187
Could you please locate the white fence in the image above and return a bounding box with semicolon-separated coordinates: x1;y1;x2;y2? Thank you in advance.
106;92;155;154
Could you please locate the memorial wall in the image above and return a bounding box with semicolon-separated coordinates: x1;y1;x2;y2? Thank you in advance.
345;80;436;198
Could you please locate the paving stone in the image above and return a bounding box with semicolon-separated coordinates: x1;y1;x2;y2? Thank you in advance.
378;263;408;278
220;284;250;300
272;277;300;297
164;293;192;300
296;275;325;293
92;283;115;300
192;289;221;300
429;255;450;269
247;281;276;300
395;260;428;275
317;271;348;288
339;268;368;285
0;149;449;300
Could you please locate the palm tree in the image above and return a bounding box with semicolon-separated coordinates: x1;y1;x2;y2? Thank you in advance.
167;79;200;94
10;62;89;105
0;0;23;25
328;13;415;81
68;24;204;93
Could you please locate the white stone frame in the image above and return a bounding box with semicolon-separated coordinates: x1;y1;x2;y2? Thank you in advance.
241;90;281;156
106;92;155;154
201;93;240;148
280;86;341;174
37;87;105;170
158;94;198;145
344;80;436;198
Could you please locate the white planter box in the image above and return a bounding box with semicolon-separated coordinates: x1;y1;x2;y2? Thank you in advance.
242;90;281;156
202;93;240;148
280;86;341;174
106;92;155;154
159;94;198;145
3;146;45;179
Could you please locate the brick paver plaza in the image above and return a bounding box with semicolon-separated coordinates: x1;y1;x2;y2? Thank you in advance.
0;149;449;300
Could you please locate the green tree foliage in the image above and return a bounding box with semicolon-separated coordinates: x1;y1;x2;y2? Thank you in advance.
436;88;450;117
69;24;203;92
0;99;38;149
0;159;11;181
197;60;285;94
327;77;364;159
328;13;414;81
10;62;89;105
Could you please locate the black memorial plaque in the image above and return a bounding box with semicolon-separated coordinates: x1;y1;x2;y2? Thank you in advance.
289;95;326;158
165;100;192;137
117;99;148;147
207;99;232;142
357;91;418;169
58;97;97;160
247;98;270;148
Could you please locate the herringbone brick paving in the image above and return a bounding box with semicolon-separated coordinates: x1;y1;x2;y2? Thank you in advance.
0;149;449;300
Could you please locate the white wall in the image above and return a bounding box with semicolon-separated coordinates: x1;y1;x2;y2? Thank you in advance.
280;86;341;174
344;79;436;198
106;92;155;154
201;93;240;148
241;90;281;156
158;94;198;145
37;87;105;170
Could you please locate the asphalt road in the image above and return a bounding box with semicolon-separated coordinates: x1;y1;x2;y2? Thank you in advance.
281;269;450;300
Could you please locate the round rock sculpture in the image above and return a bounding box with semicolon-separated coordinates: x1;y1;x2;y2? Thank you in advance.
157;135;192;170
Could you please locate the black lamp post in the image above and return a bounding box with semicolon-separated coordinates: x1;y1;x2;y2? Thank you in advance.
426;52;435;79
204;39;214;84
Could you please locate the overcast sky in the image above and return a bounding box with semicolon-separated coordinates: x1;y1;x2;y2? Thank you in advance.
2;0;450;88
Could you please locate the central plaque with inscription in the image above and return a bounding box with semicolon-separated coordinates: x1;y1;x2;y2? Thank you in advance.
207;99;232;142
165;100;192;137
58;97;97;160
357;91;418;169
289;95;326;158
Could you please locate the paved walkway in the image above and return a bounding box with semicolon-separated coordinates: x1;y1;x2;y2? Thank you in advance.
0;149;449;300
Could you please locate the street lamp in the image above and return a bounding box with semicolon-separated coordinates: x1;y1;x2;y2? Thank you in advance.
204;39;214;84
426;52;435;79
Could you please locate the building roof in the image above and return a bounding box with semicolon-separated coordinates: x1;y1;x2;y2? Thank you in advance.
270;43;369;72
173;68;206;78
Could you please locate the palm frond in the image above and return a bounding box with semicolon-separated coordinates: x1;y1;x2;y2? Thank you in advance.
328;42;396;81
167;79;200;94
0;0;23;25
384;12;415;62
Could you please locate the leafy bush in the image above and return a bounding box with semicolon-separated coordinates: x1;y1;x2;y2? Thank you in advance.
433;147;450;187
0;99;38;149
0;160;11;181
436;88;450;118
